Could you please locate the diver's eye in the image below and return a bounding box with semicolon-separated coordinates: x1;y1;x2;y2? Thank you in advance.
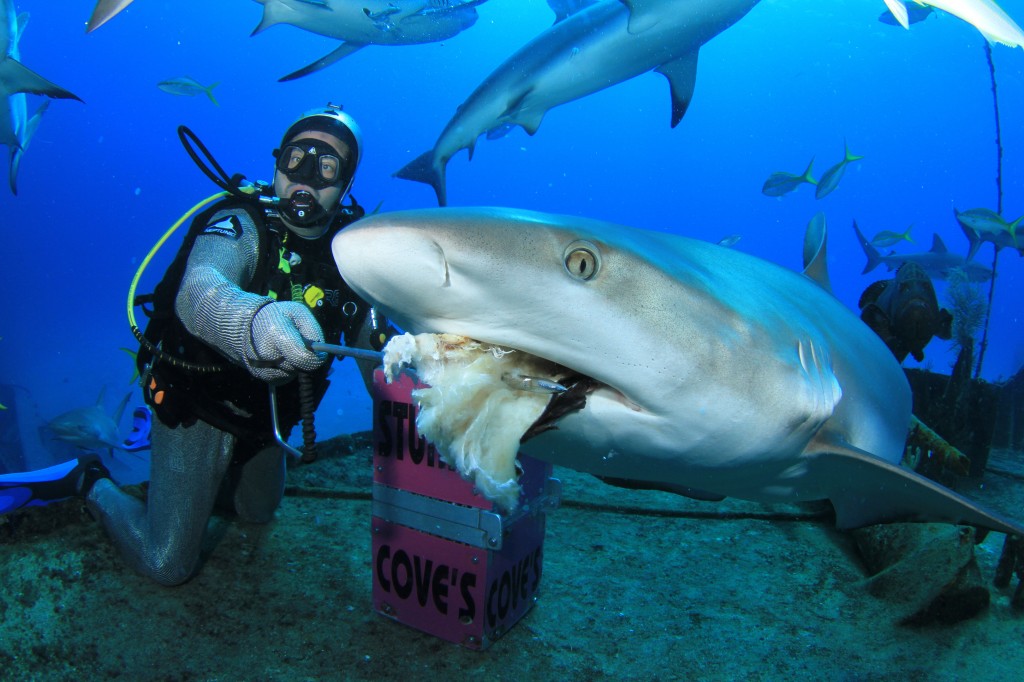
563;240;600;281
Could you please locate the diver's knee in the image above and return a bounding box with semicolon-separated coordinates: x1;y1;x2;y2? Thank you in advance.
141;550;199;586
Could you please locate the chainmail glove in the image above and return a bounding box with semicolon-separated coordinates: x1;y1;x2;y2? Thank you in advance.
243;301;327;384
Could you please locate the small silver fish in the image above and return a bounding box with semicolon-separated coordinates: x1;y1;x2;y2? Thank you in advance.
157;77;219;105
815;140;863;200
870;226;914;248
717;234;742;248
501;372;567;394
761;157;817;197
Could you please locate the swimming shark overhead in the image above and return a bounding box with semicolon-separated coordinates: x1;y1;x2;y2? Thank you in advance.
395;0;762;205
1;1;83;194
333;207;1024;537
251;0;487;81
882;0;1024;47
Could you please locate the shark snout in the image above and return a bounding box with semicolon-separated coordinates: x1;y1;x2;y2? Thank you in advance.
332;221;452;316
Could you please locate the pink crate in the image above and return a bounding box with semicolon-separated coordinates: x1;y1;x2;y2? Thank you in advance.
370;369;556;649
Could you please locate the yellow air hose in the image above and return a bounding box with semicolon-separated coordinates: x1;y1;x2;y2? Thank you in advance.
126;191;228;335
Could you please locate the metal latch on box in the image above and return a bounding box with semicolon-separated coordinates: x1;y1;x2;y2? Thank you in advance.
372;478;562;551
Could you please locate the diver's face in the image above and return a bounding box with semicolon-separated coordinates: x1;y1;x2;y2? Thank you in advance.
274;130;351;233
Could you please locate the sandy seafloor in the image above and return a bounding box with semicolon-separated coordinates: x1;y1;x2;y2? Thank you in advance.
2;434;1023;682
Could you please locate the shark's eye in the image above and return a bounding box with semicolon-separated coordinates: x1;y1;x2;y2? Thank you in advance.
564;241;600;281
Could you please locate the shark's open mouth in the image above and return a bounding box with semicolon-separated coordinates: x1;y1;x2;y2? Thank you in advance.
381;333;596;511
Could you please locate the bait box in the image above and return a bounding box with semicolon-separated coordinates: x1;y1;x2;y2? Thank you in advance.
370;369;559;650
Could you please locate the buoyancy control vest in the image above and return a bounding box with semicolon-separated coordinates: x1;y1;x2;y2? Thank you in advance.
135;197;368;458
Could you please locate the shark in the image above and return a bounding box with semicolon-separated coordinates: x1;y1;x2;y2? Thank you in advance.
882;0;1024;47
46;388;131;454
395;0;762;205
251;0;487;81
1;2;83;194
854;220;994;282
87;1;135;32
332;206;1024;537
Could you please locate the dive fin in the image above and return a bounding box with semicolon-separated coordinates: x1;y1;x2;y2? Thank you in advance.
278;42;366;82
122;406;152;453
0;456;107;515
807;438;1024;537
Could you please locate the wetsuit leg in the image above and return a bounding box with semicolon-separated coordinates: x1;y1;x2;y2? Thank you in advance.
86;418;234;586
232;445;286;524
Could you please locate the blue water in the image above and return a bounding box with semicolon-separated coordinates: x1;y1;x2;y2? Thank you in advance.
1;0;1022;475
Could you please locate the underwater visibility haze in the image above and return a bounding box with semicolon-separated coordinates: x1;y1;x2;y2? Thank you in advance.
1;0;1024;678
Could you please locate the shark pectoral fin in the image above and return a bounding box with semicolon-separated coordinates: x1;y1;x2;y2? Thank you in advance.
882;0;911;29
621;0;664;34
278;42;366;82
501;88;545;136
807;438;1024;537
655;52;699;128
0;59;82;101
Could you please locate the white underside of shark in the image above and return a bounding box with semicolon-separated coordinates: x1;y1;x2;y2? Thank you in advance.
332;207;1024;537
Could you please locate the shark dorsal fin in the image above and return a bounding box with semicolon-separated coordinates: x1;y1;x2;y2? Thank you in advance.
802;212;833;294
930;233;948;253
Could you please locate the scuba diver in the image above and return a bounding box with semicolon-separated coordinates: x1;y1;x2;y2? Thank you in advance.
1;104;391;585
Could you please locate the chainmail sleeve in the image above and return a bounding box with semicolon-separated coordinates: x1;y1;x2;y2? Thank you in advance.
174;207;269;368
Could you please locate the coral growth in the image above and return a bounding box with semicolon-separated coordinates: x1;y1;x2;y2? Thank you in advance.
945;269;986;356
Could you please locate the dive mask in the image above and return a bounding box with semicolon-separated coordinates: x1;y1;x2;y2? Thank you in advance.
274;138;348;190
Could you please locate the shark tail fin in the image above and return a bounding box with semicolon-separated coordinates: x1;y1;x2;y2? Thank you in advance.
807;436;1024;537
0;455;109;515
853;220;883;274
394;150;448;206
